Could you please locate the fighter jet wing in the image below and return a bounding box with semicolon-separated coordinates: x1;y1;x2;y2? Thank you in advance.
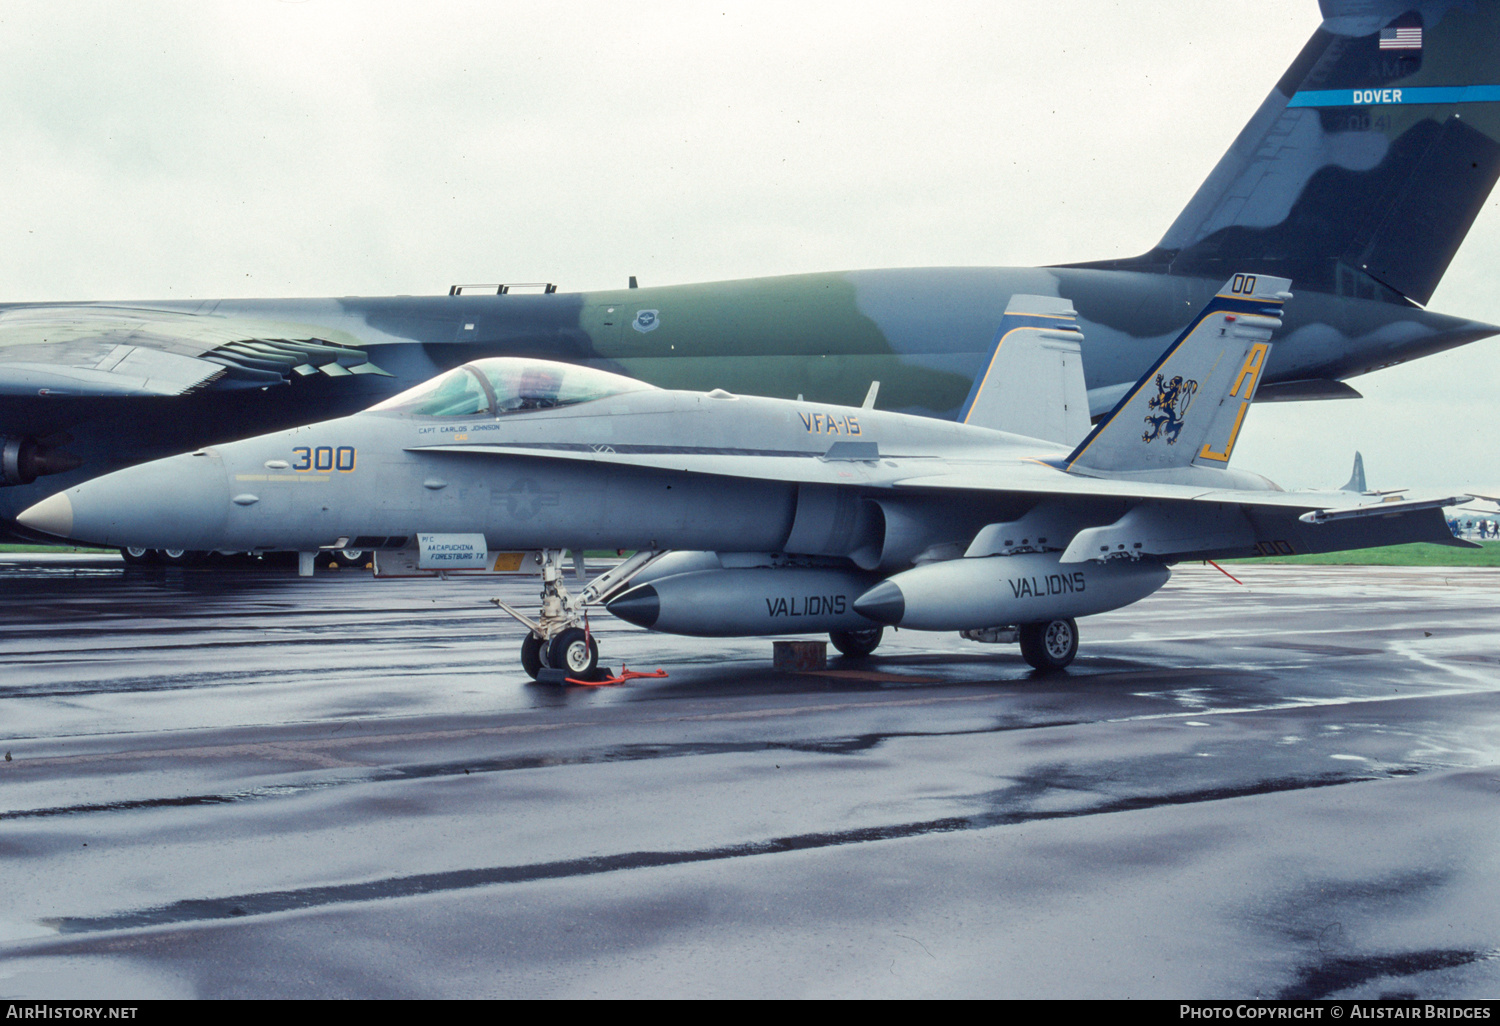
891;459;1460;509
410;439;1461;524
0;305;389;397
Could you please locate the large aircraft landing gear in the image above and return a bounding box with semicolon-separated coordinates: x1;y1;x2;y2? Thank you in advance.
830;627;883;658
494;548;666;681
318;549;373;570
1018;617;1078;671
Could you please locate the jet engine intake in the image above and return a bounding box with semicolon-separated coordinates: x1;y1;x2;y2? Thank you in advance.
782;485;996;571
782;484;883;568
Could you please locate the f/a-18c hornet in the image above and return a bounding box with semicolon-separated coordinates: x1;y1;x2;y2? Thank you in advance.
3;0;1500;558
18;274;1471;674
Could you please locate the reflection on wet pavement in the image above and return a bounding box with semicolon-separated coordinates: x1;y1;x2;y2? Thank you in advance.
2;558;1499;997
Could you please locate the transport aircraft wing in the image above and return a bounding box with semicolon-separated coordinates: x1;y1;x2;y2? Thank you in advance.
0;306;390;398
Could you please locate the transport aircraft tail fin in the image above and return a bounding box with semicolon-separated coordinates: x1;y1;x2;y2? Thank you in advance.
957;295;1089;445
1063;274;1290;474
1341;451;1367;493
1067;0;1500;306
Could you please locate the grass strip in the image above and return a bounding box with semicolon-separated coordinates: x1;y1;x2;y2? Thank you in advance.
1226;541;1500;567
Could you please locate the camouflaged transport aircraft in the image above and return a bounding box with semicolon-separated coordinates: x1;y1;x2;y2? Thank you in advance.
16;274;1473;672
4;0;1500;559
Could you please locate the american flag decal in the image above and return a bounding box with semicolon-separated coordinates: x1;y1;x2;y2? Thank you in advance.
1379;25;1422;50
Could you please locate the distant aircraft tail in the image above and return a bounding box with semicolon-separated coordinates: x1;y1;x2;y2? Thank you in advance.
1064;274;1290;475
1071;0;1500;306
1341;451;1367;493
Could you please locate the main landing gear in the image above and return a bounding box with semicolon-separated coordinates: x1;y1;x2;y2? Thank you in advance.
118;547;205;566
1018;617;1078;671
964;618;1079;670
494;549;666;680
829;627;883;658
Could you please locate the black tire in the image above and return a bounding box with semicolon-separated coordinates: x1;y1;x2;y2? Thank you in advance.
1019;618;1078;671
830;627;883;658
520;634;546;680
120;547;158;566
320;549;373;570
548;627;599;676
157;549;205;566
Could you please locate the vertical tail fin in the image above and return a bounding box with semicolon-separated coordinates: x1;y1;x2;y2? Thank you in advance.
957;295;1088;445
1075;1;1500;306
1064;274;1290;474
1341;451;1367;493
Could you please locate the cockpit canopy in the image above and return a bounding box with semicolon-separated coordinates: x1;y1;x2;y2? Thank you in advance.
368;358;657;417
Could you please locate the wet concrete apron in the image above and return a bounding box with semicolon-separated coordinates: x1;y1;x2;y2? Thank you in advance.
1;559;1498;998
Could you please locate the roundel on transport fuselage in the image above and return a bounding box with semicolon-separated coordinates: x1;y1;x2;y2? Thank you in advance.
366;358;658;418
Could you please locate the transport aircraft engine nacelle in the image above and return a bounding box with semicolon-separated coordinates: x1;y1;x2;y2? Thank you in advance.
1;436;80;487
853;552;1171;632
606;567;886;638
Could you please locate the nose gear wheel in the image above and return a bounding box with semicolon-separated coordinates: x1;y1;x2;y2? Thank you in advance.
548;627;599;675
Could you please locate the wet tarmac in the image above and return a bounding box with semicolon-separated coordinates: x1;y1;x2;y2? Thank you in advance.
1;555;1499;998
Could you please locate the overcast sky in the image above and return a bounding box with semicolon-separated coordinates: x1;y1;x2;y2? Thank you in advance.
1;0;1496;498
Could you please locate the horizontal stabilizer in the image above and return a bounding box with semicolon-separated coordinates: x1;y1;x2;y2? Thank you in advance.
1064;273;1290;475
1256;379;1363;403
958;295;1088;445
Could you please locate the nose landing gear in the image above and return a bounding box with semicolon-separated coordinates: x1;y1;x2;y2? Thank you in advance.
493;548;666;681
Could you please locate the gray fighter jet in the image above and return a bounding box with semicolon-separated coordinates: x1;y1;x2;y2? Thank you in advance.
18;274;1470;675
4;0;1500;549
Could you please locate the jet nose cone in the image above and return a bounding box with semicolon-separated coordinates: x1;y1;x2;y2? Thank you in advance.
16;491;74;538
606;584;660;629
853;580;905;625
32;451;231;548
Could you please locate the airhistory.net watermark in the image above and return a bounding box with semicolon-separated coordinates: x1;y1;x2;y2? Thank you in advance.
5;1008;138;1020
